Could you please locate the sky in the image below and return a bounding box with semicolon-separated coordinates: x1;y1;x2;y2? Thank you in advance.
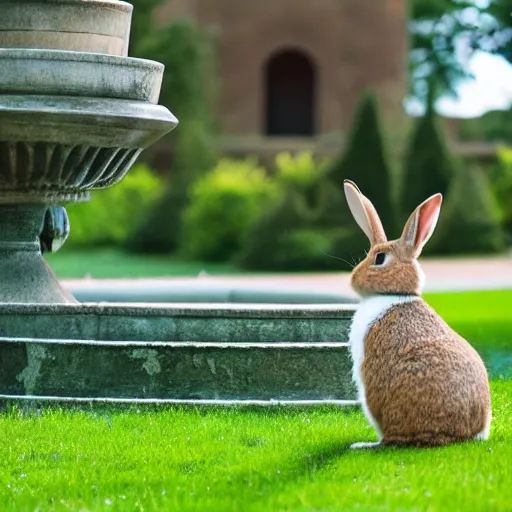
405;51;512;118
438;51;512;117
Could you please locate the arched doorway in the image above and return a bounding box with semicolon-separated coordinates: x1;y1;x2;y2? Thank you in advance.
264;50;317;137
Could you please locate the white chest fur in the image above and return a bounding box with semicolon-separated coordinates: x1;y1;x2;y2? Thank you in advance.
349;295;419;398
348;295;419;440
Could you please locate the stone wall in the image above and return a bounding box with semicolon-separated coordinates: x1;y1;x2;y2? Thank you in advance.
155;0;409;140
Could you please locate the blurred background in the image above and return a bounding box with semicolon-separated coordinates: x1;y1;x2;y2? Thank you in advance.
48;0;512;278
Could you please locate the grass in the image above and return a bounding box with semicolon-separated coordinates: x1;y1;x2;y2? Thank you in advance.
1;382;511;512
44;249;240;278
425;290;512;350
1;291;511;511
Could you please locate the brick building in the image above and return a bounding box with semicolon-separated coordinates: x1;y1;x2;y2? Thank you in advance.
155;0;409;159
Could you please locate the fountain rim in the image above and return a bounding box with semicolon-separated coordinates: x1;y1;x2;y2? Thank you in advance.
0;395;361;407
0;302;358;319
0;0;133;13
0;95;178;146
0;95;177;118
0;0;134;56
0;49;166;103
0;48;165;72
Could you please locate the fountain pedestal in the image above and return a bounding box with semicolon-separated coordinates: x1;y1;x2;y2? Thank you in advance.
0;205;75;303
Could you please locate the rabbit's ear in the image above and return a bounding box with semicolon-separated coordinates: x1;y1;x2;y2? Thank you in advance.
400;193;443;257
344;180;387;246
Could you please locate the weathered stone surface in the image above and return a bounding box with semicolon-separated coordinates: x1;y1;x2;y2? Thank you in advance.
0;95;177;148
0;339;356;401
0;50;164;104
0;142;141;203
0;1;133;56
0;304;357;402
0;205;77;304
0;96;177;203
0;303;356;343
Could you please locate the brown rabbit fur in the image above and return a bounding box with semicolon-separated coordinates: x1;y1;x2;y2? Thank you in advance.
344;180;491;449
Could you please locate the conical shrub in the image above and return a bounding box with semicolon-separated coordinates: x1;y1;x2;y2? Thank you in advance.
431;165;506;255
235;185;368;272
236;94;398;271
401;112;454;220
327;91;398;237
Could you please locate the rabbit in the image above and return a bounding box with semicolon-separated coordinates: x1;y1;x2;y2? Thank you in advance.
343;179;491;449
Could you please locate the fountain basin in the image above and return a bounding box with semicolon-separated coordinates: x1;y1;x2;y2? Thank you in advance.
0;0;133;56
0;50;164;104
0;303;357;404
0;0;359;408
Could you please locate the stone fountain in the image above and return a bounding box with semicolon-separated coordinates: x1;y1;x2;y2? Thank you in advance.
0;0;357;406
0;0;176;303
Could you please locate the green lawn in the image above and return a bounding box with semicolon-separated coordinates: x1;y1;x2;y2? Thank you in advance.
426;290;512;349
1;382;511;512
44;249;240;278
2;382;511;512
1;291;511;512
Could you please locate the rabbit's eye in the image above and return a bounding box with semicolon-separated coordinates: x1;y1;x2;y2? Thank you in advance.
374;252;386;266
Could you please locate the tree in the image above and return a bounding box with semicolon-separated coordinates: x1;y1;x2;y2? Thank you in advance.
125;14;218;253
471;0;512;64
409;0;512;110
410;0;479;109
129;0;166;57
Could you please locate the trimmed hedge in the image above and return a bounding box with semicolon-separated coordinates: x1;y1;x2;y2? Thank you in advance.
429;165;506;255
327;92;398;237
493;147;512;241
180;159;277;262
235;177;369;272
66;165;162;249
401;111;454;221
236;94;393;271
124;182;185;254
